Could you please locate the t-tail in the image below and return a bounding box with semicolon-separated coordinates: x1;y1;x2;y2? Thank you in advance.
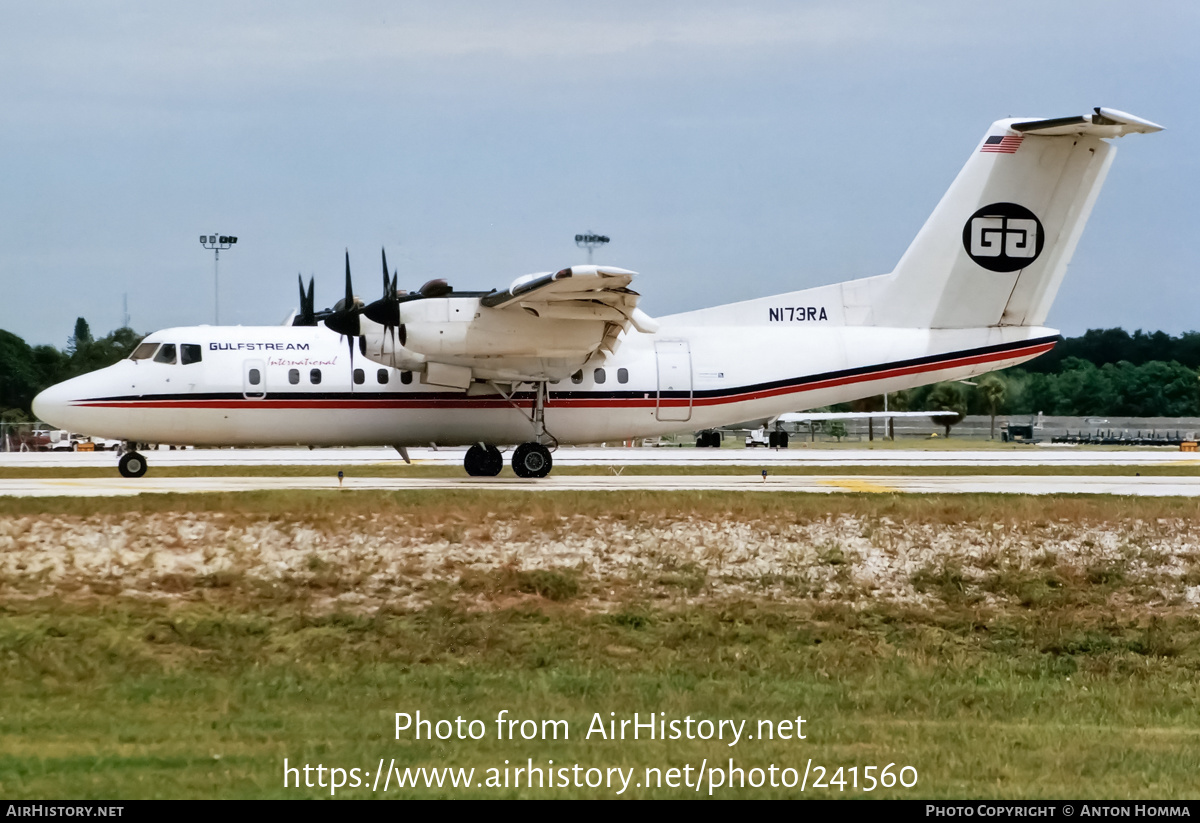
876;107;1162;329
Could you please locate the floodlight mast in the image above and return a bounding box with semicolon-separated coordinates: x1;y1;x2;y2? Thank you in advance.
199;234;237;324
574;232;609;265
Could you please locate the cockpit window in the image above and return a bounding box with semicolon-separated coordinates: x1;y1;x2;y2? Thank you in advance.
153;344;177;364
181;344;202;365
130;342;158;360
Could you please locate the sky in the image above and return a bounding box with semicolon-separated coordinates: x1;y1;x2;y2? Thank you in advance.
1;1;1196;348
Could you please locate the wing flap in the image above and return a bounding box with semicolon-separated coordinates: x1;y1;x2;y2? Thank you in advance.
480;265;638;309
475;264;657;369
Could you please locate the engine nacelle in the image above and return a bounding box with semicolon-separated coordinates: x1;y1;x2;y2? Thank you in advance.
398;297;606;358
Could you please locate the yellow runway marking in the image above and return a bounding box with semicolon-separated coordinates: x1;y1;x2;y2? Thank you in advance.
817;478;899;494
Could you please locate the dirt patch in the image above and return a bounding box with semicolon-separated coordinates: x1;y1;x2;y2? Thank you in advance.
2;508;1199;616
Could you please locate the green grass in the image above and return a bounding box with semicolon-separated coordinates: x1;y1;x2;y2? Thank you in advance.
2;597;1199;798
1;487;1200;520
4;492;1200;798
3;487;1200;520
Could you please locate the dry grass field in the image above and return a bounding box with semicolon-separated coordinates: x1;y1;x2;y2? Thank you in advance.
3;491;1200;798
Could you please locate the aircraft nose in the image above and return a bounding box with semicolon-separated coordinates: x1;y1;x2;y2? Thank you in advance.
32;380;77;430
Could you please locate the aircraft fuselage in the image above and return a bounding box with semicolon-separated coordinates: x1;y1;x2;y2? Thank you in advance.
33;319;1055;448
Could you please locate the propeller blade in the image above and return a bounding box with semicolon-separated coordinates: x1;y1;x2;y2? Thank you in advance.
294;274;317;326
382;247;391;298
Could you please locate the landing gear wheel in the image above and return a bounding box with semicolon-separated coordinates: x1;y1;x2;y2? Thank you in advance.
118;451;148;478
464;444;504;477
769;431;789;449
512;442;552;478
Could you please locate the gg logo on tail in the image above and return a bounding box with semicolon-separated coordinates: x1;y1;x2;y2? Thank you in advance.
962;202;1044;272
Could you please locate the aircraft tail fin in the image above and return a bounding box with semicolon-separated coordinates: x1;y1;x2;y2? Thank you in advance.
875;108;1161;329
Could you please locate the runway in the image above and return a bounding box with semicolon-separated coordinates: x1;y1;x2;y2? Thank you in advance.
4;446;1200;497
5;445;1200;468
3;474;1200;497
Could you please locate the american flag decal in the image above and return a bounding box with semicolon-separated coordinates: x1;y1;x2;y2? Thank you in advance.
981;134;1023;154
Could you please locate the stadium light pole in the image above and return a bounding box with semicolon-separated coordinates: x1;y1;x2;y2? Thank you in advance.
575;232;609;265
199;234;237;324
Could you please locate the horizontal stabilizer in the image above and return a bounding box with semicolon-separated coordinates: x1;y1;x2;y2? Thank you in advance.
1012;107;1164;138
776;410;961;423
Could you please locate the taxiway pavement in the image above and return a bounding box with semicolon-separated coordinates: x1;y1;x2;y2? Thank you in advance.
3;446;1198;497
4;445;1200;469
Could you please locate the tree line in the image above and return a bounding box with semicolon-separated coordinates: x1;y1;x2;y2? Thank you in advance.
840;329;1200;432
1020;328;1200;373
0;319;143;423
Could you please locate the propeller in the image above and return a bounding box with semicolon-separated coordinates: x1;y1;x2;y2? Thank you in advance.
294;274;316;326
364;249;401;328
323;250;362;337
321;250;366;387
364;247;407;351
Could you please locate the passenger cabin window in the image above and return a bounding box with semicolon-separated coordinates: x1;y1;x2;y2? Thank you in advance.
248;368;261;385
288;369;300;385
400;371;412;385
130;342;158;360
181;344;202;365
617;368;629;384
378;369;390;384
571;370;583;384
353;368;365;385
310;369;322;385
594;368;606;384
153;344;177;364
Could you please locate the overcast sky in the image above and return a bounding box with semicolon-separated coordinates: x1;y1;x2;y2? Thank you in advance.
1;1;1195;347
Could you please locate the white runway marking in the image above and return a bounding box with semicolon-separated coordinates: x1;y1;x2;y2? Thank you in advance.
3;474;1200;497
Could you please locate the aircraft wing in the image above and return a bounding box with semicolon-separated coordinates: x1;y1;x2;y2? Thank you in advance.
375;264;662;385
479;265;659;357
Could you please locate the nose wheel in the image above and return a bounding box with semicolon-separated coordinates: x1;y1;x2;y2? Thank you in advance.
118;451;148;478
511;442;552;478
464;444;504;476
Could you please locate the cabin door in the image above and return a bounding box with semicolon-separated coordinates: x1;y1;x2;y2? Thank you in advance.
654;340;693;422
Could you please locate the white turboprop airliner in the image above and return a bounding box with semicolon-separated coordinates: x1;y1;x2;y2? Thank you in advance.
33;108;1161;479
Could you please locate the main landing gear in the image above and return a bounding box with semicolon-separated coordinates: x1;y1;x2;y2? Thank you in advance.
118;446;148;478
511;442;552;478
463;442;554;478
463;444;503;477
477;379;558;479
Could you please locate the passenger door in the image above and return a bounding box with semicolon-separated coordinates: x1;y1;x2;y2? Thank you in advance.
654;340;692;422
